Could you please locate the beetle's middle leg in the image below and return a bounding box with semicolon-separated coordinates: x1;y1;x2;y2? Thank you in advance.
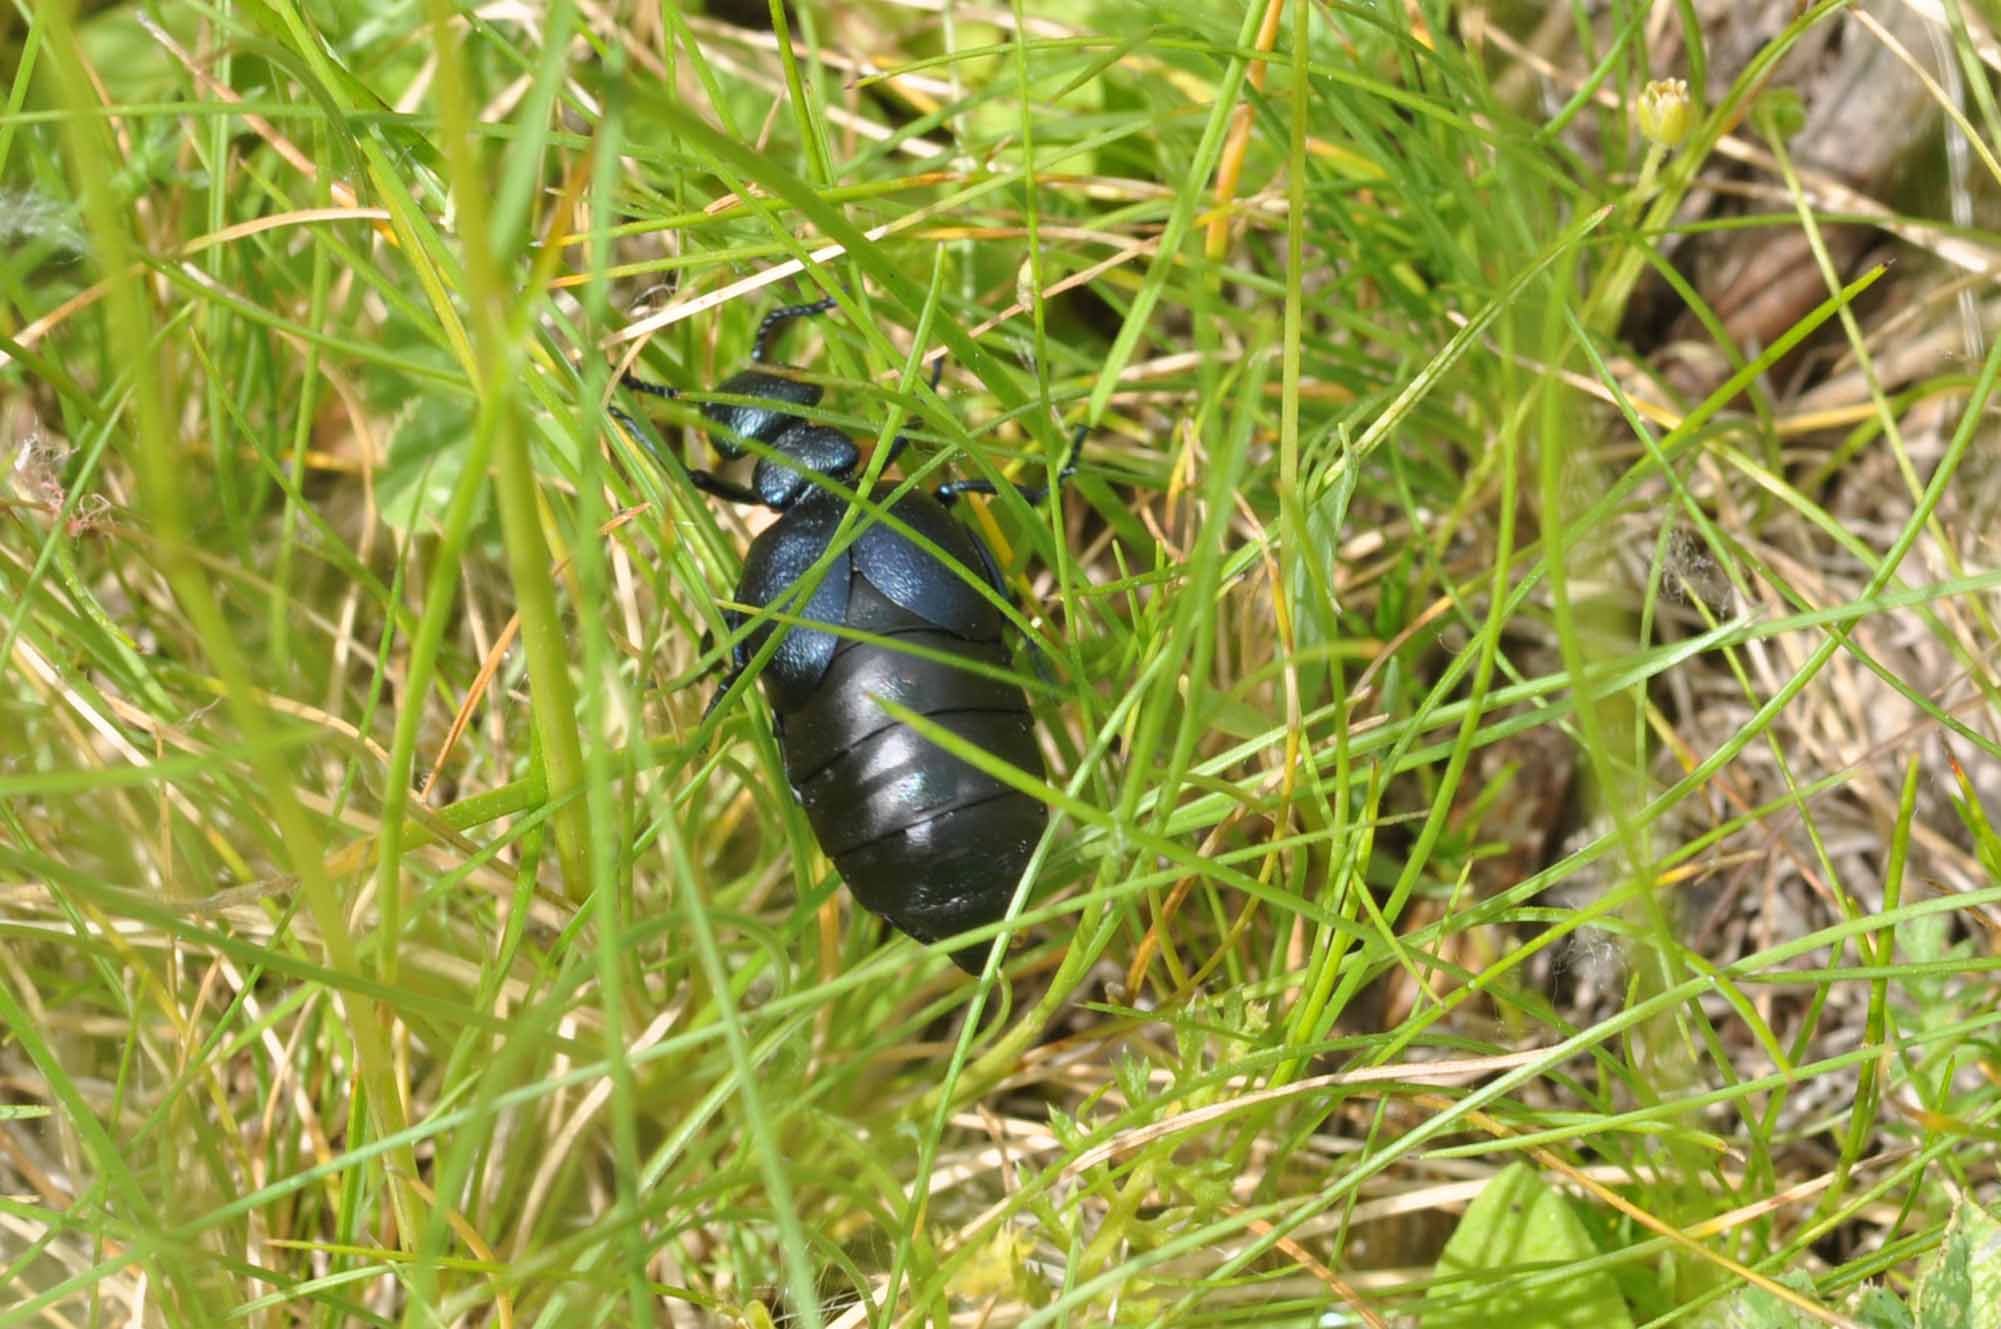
699;619;757;723
934;422;1085;508
702;664;741;721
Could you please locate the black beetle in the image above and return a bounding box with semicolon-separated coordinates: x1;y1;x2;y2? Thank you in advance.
622;298;1079;973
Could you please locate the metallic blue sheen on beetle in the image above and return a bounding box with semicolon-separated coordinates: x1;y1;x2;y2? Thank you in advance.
621;299;1078;973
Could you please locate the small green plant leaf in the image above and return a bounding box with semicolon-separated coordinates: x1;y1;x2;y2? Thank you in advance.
1420;1161;1635;1329
1753;87;1808;141
1700;1272;1823;1329
379;395;484;534
1207;693;1273;740
1851;1285;1917;1329
1913;1199;2001;1329
1940;747;2001;885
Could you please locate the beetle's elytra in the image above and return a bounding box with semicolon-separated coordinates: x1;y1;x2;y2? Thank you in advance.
622;299;1078;973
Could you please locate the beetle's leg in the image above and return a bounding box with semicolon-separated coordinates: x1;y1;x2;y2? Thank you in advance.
609;403;768;506
934;422;1084;508
752;297;840;362
878;433;912;473
701;616;750;720
686;469;765;507
606;403;654;446
703;664;782;740
608;402;683;475
874;354;946;474
702;667;739;721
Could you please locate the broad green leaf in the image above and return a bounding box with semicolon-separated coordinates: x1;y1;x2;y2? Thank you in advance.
1697;1272;1822;1329
378;394;484;535
1852;1286;1917;1329
1420;1161;1634;1329
1914;1199;2001;1329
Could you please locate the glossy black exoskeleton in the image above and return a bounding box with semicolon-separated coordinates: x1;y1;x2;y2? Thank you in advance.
622;299;1078;973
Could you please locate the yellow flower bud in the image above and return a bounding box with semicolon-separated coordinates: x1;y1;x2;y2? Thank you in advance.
1636;78;1693;148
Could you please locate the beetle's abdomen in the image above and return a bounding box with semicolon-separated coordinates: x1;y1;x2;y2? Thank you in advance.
779;576;1046;971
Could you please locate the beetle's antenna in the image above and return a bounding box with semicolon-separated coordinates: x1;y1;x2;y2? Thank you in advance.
620;294;840;399
621;373;677;401
752;296;840;362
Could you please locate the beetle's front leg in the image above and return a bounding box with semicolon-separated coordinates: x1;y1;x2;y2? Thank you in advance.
608;400;769;508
